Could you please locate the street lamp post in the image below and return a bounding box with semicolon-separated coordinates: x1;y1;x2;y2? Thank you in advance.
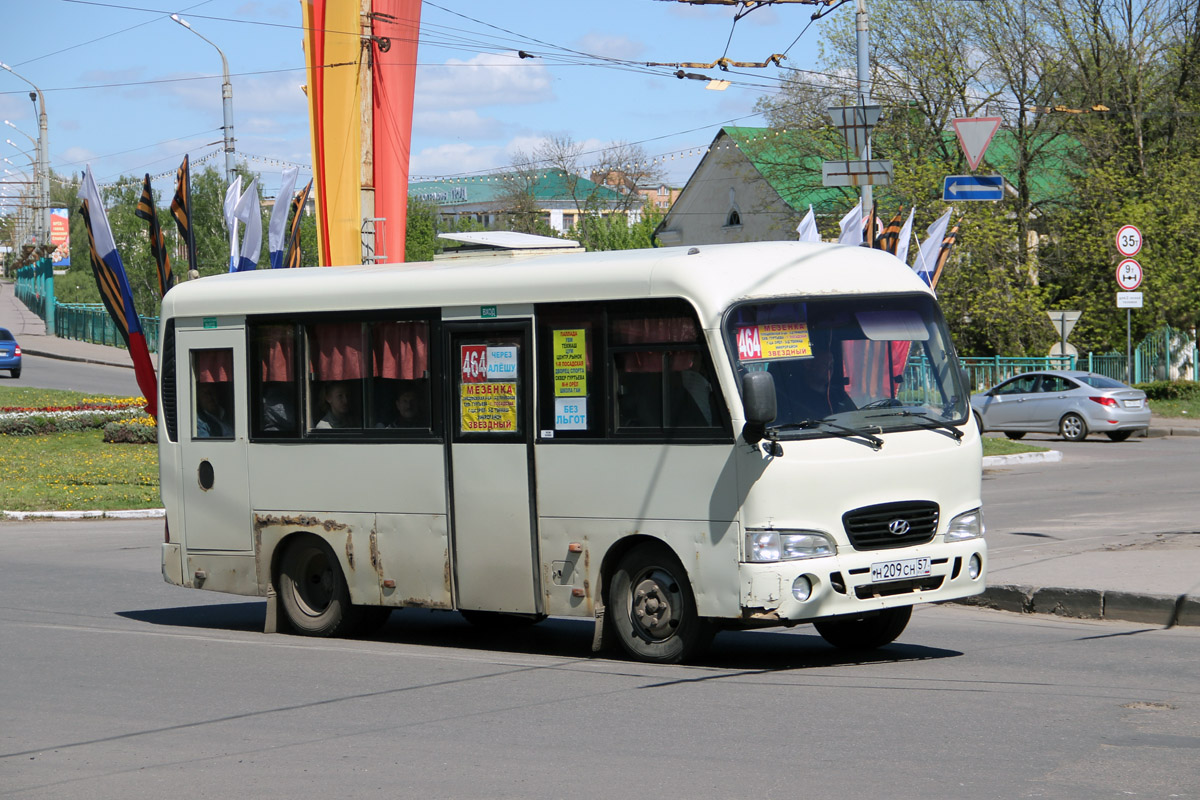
171;14;235;185
0;63;49;249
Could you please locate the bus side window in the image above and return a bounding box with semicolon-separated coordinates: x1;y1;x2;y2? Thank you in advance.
252;324;298;436
368;321;431;430
307;323;366;432
192;348;234;439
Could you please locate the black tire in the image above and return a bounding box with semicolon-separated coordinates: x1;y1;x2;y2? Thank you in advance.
609;542;711;664
460;610;545;628
973;412;984;433
1105;430;1133;442
813;606;912;651
1004;431;1026;440
10;368;19;379
1060;412;1088;442
278;535;359;637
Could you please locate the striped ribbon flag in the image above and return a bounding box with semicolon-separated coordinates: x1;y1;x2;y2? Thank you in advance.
930;223;960;289
874;208;904;254
134;173;174;297
78;166;159;419
284;180;313;268
169;155;197;276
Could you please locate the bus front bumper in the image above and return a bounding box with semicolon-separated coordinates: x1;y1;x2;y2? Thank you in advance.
738;538;986;623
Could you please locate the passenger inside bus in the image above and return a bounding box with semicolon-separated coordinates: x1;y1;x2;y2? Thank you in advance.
775;346;855;421
196;381;233;438
315;381;358;429
375;382;427;428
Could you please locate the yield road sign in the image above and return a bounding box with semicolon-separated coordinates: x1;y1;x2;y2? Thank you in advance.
942;175;1004;201
1046;310;1081;338
952;117;1002;170
822;159;893;187
1116;258;1143;290
1116;224;1142;257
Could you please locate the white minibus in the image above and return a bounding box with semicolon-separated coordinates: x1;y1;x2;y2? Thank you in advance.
157;240;986;663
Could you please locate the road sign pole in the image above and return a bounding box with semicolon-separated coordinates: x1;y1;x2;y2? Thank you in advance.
1127;309;1133;385
855;0;871;216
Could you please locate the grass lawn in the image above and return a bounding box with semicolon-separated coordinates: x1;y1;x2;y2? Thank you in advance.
1146;397;1200;419
0;386;159;512
980;436;1050;457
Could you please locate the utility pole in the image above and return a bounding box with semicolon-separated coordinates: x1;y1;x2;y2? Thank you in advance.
855;0;872;215
172;14;236;186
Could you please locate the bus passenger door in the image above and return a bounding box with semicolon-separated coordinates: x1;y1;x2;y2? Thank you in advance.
177;327;252;551
447;323;540;614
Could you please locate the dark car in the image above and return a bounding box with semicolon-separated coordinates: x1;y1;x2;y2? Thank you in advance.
0;328;20;379
970;370;1150;442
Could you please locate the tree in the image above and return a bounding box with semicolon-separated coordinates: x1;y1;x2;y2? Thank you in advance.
405;196;439;262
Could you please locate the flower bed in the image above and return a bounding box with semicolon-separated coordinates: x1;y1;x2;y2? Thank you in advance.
0;397;152;437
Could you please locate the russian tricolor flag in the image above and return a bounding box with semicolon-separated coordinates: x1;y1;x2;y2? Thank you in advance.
77;166;158;419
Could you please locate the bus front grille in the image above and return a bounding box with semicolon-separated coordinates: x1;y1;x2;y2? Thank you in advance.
842;501;939;551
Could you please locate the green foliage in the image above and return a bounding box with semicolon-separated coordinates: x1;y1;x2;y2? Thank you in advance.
1135;380;1200;401
405;197;439;262
567;200;663;252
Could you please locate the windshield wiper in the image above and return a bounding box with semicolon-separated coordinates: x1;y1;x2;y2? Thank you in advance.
865;410;964;441
768;417;884;450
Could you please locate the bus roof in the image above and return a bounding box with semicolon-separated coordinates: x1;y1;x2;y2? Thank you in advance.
160;241;935;328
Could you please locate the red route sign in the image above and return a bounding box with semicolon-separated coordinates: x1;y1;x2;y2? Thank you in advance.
1116;259;1143;291
1115;224;1142;257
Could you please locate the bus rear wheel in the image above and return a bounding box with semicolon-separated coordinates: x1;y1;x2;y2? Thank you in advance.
279;535;359;637
609;542;711;664
813;606;912;651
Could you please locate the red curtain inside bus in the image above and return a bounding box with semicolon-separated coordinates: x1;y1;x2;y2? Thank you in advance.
311;323;364;381
842;340;912;398
258;325;295;382
194;349;233;383
371;321;429;379
612;317;697;372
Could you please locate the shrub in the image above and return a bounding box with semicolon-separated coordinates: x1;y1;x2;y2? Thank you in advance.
1135;380;1200;400
103;420;158;444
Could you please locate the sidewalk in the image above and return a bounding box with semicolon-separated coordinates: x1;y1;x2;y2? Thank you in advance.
2;280;1196;627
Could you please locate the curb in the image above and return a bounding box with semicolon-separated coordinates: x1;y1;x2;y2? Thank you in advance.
982;450;1063;468
951;583;1199;627
20;346;134;371
1;508;164;520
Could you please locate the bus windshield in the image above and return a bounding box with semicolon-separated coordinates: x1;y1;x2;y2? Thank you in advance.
726;293;969;440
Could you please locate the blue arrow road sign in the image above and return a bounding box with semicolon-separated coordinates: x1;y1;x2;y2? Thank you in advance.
942;174;1004;201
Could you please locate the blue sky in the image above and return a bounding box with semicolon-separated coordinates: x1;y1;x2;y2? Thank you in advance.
0;0;839;202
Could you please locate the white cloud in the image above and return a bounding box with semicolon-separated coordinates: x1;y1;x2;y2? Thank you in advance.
413;109;503;139
410;142;510;177
416;52;553;110
574;34;645;61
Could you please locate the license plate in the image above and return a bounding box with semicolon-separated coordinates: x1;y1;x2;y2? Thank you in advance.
870;557;931;583
0;350;7;357
1123;399;1142;409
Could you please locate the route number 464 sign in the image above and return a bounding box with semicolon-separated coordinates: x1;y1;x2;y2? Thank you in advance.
1116;224;1142;257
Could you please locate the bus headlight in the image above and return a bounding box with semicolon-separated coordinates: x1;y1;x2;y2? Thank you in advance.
746;530;835;562
945;509;985;542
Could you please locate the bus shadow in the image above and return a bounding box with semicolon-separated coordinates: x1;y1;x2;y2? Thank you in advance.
120;603;962;669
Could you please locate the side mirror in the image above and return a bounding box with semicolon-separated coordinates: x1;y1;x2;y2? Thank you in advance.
741;371;777;445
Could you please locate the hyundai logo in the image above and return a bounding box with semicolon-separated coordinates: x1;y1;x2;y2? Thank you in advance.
888;519;911;536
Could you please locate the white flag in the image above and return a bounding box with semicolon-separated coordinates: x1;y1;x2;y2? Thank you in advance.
838;201;863;246
268;167;299;269
796;204;820;243
913;208;953;286
224;176;243;272
233;179;262;272
893;207;915;266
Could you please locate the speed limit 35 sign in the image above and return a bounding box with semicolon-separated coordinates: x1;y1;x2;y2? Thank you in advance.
1116;224;1142;257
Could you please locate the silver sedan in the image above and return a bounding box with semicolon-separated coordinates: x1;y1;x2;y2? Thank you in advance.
970;370;1151;442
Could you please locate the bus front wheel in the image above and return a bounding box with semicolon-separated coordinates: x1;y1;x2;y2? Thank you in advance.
279;535;359;637
609;542;711;664
813;606;911;651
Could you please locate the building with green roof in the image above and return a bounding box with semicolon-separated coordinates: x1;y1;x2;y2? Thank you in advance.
409;170;630;234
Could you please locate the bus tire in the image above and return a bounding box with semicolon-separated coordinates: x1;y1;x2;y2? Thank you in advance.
813;606;911;651
609;542;711;664
278;535;358;637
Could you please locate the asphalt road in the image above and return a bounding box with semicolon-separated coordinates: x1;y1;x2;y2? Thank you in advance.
2;520;1197;799
2;353;141;397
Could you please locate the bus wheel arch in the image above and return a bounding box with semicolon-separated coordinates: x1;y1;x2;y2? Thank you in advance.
275;532;360;637
604;538;713;663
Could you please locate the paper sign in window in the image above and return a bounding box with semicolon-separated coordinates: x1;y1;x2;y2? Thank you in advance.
554;397;587;430
736;322;812;361
460;382;517;432
461;345;487;383
486;346;518;380
553;329;587;396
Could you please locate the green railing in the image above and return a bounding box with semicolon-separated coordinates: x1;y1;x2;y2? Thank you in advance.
958;356;1076;392
53;303;160;354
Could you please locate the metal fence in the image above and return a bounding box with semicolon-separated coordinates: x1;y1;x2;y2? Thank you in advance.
53;303;160;354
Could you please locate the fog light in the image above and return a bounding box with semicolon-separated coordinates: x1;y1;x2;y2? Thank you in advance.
968;554;982;580
792;574;813;602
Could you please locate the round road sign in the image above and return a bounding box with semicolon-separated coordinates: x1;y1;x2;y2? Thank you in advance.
1116;258;1143;291
1116;225;1142;257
